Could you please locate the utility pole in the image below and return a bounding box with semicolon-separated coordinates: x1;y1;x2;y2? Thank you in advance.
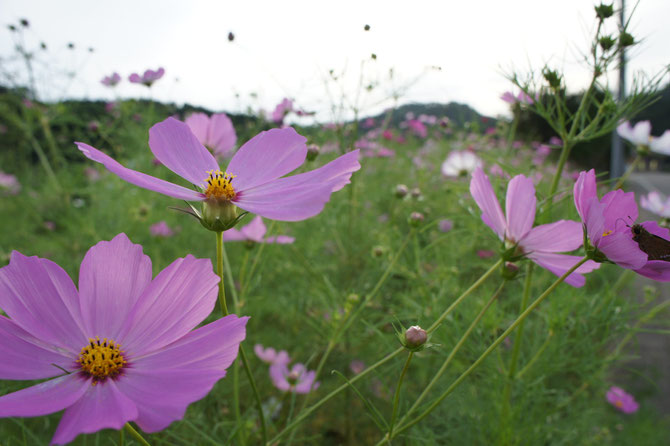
610;0;626;179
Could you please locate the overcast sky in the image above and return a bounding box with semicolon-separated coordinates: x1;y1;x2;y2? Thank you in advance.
1;0;668;122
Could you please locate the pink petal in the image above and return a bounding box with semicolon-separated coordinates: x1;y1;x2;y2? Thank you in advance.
116;255;219;356
222;227;247;241
76;142;204;201
0;316;74;379
208;113;237;156
266;235;295;244
600;189;637;231
0;374;89;418
148;117;219;186
505;174;536;242
469;168;506;240
225;127;308;192
234;150;360;221
184;112;209;146
0;252;86;351
650;130;670;155
573;169;597;221
78;234;153;340
598;231;647;270
521;220;583;253
240;216;267;242
640;220;670;239
52;380;138;445
528;252;600;287
635;261;670;281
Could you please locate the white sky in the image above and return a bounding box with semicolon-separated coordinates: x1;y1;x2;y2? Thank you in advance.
1;0;668;122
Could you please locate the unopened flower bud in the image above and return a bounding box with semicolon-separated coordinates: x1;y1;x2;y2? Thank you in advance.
364;24;371;31
404;325;427;349
594;3;614;19
372;246;385;257
619;32;635;48
502;261;520;280
542;68;562;90
395;184;409;198
409;212;424;226
19;18;29;28
599;35;616;52
410;187;421;199
306;144;320;161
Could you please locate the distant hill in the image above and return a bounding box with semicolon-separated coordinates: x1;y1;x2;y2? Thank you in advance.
361;102;496;129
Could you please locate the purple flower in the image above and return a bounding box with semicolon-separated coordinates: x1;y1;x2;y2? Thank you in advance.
438;219;453;233
149;221;175;237
574;170;670;281
223;216;294;244
101;72;121;87
0;171;21;195
407;119;428;138
271;98;293;124
254;344;290;365
185;112;237;157
501;90;534;105
641;191;670;218
269;362;319;394
606;386;639;414
128;67;165;87
0;234;248;444
471;168;599;287
349;360;365;374
76;117;360;223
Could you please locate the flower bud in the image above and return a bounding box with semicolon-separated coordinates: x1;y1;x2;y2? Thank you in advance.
372;245;385;257
201;200;240;232
395;184;409;198
408;212;424;226
404;325;427;349
501;261;520;280
542;68;562;90
619;32;635;48
306;144;320;161
599;35;616;52
594;3;614;19
410;187;421;199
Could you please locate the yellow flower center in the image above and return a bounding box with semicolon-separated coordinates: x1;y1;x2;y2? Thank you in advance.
204;170;236;200
602;229;613;237
77;337;126;384
615;400;623;408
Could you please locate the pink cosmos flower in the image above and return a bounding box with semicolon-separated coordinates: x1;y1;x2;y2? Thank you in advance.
641;191;670;218
382;129;393;140
76;117;360;223
101;72;121;87
185;112;237;157
254;344;290;365
0;171;21;195
149;221;175;237
223;216;294;244
271;98;293;124
349;360;365;374
407;119;428;138
501;90;534;105
442;151;482;177
606;386;639;414
617;121;670;155
573;169;670;281
269;362;319;394
477;249;495;259
0;234;247;444
438;219;453;233
129;67;165;87
471;168;599;287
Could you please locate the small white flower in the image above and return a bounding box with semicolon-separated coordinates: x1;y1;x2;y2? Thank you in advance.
441;151;482;177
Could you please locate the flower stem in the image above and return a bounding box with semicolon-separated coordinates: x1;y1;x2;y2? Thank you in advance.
387;352;414;442
611;154;640;191
548;141;573;200
388;280;505;442
123;423;150;446
215;232;267;444
387;257;589;441
215;231;229;316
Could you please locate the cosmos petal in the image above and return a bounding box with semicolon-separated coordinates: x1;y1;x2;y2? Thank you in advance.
505;174;536;242
528;252;600;287
0;374;89;418
521;220;583;253
469;168;506;240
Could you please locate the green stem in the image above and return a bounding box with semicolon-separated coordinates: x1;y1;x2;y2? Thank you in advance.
388;257;589;441
119;428;124;446
215;232;267;444
516;330;554;379
388;352;414;442
215;232;229;316
427;259;503;333
612;154;640;191
221;242;240;311
548;141;573;199
123;423;150;446
268;347;405;445
391;281;505;440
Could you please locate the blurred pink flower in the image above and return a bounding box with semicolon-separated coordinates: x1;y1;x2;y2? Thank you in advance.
0;171;20;195
149;221;175;237
477;250;495;259
223;216;294;244
254;344;290;365
438;219;453;233
129;67;165;87
606;386;639;414
349;360;365;374
271;98;293;124
407;119;428;138
101;72;121;87
617;121;670;155
185;112;237;157
269;362;319;394
641;191;670;218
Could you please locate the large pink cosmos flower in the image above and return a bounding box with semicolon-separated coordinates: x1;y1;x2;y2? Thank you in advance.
185;112;237;157
0;234;248;444
75;118;360;226
470;168;599;287
574;169;670;281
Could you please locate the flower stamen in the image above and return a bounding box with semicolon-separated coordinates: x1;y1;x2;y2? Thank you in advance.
77;336;126;384
204;170;236;200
